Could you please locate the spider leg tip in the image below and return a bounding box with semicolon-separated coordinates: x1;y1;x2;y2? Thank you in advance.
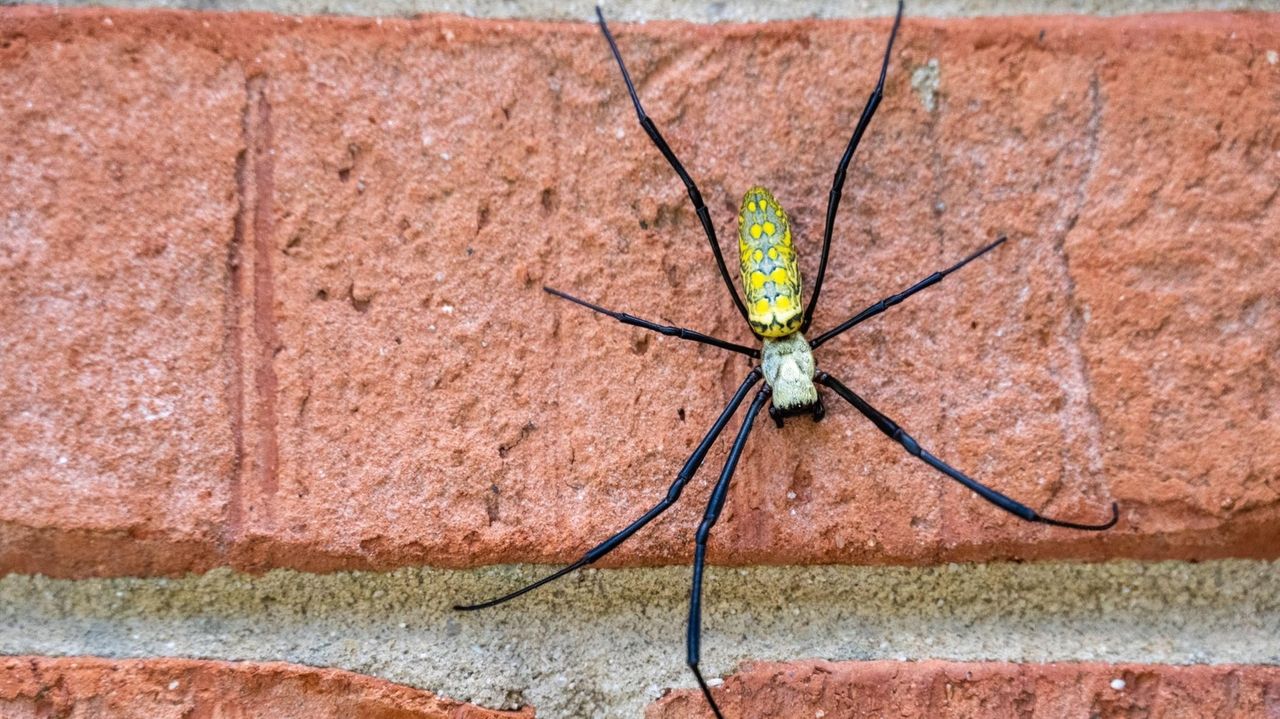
543;286;573;303
1094;501;1120;530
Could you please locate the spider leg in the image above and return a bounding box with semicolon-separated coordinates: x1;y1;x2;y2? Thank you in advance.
816;371;1119;531
802;0;905;334
809;236;1006;350
595;6;752;328
454;368;764;612
688;386;771;719
545;286;759;358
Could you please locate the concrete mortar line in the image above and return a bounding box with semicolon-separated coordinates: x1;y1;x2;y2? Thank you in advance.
7;0;1280;20
2;559;1278;717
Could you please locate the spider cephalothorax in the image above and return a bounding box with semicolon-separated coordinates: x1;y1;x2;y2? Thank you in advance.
760;330;820;422
456;4;1119;718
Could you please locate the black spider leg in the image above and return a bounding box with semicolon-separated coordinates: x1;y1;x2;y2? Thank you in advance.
544;286;759;358
801;0;905;334
816;371;1119;530
595;6;752;328
809;236;1006;350
688;386;771;719
454;368;764;612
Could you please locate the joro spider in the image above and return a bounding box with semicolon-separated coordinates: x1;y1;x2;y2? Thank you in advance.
458;2;1119;716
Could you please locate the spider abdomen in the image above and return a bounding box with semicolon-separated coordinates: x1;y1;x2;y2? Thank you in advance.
738;186;803;338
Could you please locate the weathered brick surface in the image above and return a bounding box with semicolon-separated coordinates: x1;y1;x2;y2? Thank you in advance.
0;656;530;718
0;10;247;576
0;8;1276;576
648;660;1280;718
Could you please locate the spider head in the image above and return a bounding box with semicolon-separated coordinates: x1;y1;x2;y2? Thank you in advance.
760;332;818;420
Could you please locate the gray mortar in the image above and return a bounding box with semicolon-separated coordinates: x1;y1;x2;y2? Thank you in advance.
4;0;1280;20
2;560;1278;717
910;57;941;112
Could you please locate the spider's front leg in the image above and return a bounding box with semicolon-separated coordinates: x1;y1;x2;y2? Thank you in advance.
595;6;752;327
803;0;905;332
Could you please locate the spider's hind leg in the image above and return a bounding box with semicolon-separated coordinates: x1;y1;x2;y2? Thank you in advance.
688;386;771;719
816;371;1120;531
453;368;764;611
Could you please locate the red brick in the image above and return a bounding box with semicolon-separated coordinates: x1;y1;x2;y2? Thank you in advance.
0;656;530;718
647;660;1280;718
0;9;1276;576
0;8;246;575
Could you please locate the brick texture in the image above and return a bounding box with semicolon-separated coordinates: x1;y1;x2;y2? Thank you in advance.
0;8;1277;576
648;660;1280;718
0;656;530;718
0;9;245;576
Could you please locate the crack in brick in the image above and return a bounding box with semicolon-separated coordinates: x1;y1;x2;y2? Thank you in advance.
916;32;947;549
221;86;252;550
1050;68;1109;506
249;81;280;504
249;76;281;503
223;73;280;548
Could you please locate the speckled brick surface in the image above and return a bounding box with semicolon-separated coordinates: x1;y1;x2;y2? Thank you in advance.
0;656;530;718
1;8;1277;577
649;660;1280;718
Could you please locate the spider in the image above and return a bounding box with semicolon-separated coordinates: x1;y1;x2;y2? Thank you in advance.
457;3;1118;716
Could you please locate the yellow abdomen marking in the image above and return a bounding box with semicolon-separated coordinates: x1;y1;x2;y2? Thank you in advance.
737;186;802;337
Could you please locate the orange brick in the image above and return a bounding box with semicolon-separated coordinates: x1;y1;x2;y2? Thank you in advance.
0;8;1276;576
0;656;530;718
0;8;246;576
648;660;1280;718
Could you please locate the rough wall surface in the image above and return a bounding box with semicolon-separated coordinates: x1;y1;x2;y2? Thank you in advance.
4;657;1279;718
2;7;1277;578
1;6;1279;717
651;660;1280;718
3;561;1278;717
11;0;1280;21
0;656;530;718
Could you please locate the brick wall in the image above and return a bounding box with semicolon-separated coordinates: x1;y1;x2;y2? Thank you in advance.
1;6;1277;716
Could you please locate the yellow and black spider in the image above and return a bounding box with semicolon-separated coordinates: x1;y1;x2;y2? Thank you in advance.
458;3;1118;716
